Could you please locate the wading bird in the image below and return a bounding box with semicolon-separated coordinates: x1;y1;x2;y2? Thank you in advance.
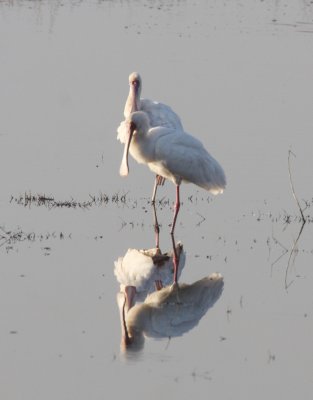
117;273;224;352
117;72;183;141
114;242;185;311
119;111;226;282
117;72;184;247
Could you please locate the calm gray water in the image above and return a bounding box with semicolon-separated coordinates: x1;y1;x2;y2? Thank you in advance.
1;1;313;399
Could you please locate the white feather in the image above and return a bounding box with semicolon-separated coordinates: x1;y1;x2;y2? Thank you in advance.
124;273;224;346
127;111;226;194
114;243;186;302
117;72;183;143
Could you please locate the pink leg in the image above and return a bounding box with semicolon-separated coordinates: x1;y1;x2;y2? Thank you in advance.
170;185;180;235
151;176;158;204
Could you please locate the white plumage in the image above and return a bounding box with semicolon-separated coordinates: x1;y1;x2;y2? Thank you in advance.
117;73;186;249
117;72;183;144
117;273;224;351
120;111;226;192
119;111;226;251
114;242;185;308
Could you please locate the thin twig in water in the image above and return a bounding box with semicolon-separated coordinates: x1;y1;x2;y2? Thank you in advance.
285;150;307;290
288;151;306;223
196;212;206;227
270;226;288;274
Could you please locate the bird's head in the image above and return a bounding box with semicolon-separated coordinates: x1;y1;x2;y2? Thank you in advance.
128;72;142;95
124;72;142;117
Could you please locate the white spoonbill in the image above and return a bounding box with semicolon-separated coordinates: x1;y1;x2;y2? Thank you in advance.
117;72;185;247
117;72;184;144
114;242;186;311
117;273;224;351
119;111;226;280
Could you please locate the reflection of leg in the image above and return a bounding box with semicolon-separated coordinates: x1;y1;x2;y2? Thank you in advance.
152;201;160;249
151;175;165;249
151;176;158;204
170;232;180;284
170;185;180;235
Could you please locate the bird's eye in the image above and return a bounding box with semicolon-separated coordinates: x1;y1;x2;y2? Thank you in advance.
130;121;136;131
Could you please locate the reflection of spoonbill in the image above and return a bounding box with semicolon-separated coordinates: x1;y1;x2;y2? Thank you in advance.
117;72;184;247
119;111;226;280
114;242;185;311
117;273;224;351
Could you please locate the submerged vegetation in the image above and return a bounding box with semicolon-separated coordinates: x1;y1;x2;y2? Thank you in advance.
9;191;313;224
10;191;129;209
9;191;217;210
0;225;71;254
1;153;312;290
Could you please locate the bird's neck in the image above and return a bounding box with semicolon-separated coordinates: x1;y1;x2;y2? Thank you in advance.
124;87;141;118
127;304;150;334
129;132;155;164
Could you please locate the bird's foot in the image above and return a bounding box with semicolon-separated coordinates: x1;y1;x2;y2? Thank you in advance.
156;175;165;186
152;254;170;266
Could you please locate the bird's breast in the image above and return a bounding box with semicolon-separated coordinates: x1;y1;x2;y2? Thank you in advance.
129;139;154;164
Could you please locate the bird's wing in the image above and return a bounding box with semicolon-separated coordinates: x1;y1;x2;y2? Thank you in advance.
114;249;156;291
144;274;224;337
141;98;184;131
154;132;226;192
177;274;224;313
117;120;127;143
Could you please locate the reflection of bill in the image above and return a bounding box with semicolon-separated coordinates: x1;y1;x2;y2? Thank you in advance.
114;242;186;311
117;273;224;353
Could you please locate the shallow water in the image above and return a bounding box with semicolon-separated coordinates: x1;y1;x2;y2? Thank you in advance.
1;1;313;399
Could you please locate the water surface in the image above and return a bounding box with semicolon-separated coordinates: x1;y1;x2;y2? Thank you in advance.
1;1;313;399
